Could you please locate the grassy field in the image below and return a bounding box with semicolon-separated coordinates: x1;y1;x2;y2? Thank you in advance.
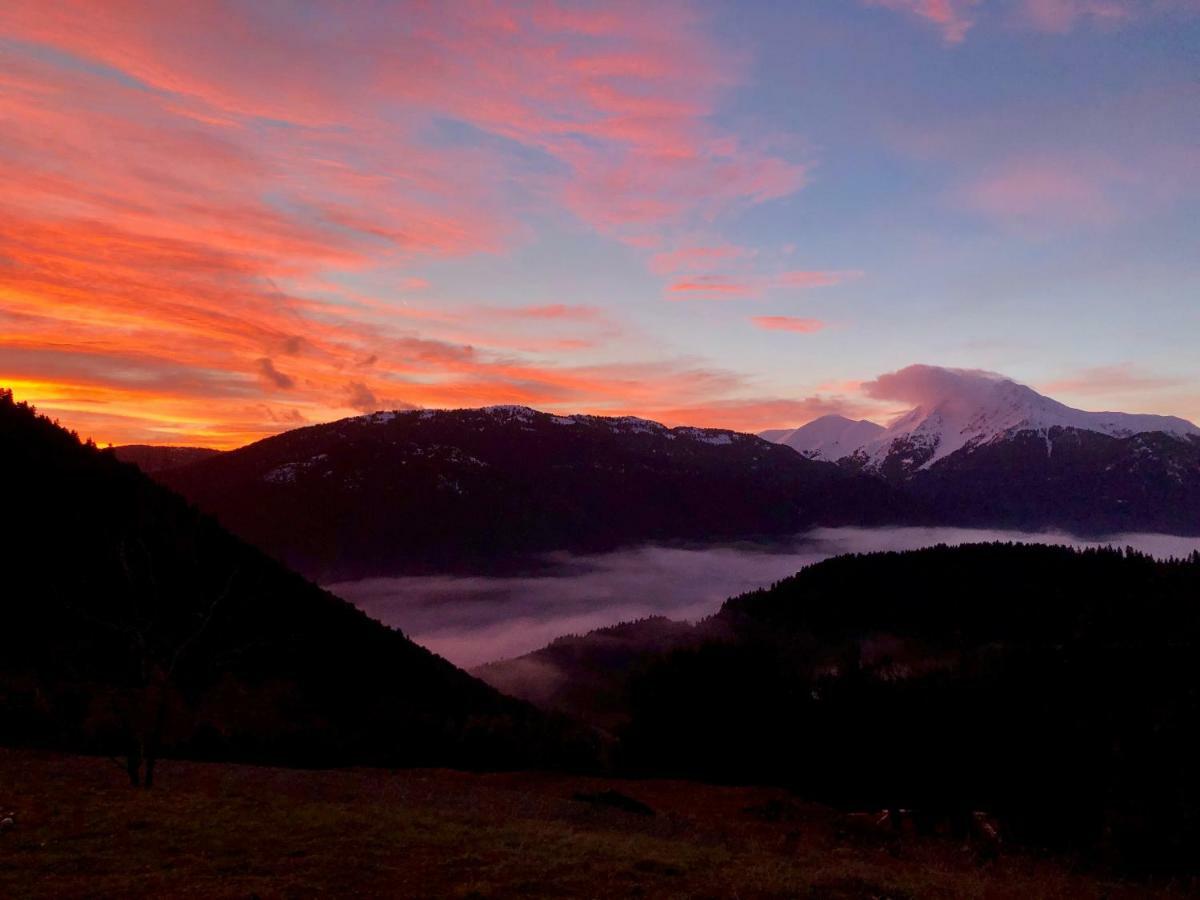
0;748;1192;899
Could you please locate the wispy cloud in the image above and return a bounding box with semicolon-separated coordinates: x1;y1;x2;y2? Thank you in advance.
1017;0;1200;32
1040;363;1187;396
865;0;981;43
958;157;1125;227
667;275;761;298
751;316;826;333
870;0;1198;42
649;243;751;275
0;1;809;446
668;269;860;300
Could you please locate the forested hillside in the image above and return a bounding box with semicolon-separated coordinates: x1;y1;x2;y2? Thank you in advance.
615;544;1200;871
488;543;1200;872
0;391;591;781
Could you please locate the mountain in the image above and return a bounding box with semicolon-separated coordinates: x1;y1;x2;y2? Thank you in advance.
0;390;591;777
900;426;1200;533
155;405;916;581
112;444;222;473
849;367;1198;477
764;414;885;460
762;367;1200;534
488;543;1200;870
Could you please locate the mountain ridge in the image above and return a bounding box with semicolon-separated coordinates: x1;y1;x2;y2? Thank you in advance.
112;444;223;473
156;404;916;581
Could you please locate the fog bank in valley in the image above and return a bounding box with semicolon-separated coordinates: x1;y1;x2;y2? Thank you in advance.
329;527;1200;668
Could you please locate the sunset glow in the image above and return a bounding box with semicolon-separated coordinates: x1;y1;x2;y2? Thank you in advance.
2;1;1198;447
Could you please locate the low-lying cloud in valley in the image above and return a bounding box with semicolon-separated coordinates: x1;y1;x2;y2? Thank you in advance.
329;527;1200;668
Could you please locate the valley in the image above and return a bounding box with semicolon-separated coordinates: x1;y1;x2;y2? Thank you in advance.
6;4;1199;895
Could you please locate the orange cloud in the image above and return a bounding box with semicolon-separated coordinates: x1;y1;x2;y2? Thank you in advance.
0;2;813;447
487;304;604;322
816;379;866;393
0;2;804;241
751;316;827;333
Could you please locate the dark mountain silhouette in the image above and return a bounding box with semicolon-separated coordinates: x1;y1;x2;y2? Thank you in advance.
112;444;222;473
899;427;1200;534
154;406;917;581
0;390;592;780
486;543;1200;872
475;616;709;731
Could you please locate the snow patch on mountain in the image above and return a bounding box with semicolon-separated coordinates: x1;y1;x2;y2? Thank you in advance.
264;453;330;484
673;426;742;445
605;416;667;434
477;405;538;423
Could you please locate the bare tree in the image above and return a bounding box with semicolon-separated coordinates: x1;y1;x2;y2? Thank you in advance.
68;536;239;787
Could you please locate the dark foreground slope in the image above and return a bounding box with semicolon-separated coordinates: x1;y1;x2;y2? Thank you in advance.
488;544;1200;872
158;406;917;581
0;391;590;772
0;748;1177;900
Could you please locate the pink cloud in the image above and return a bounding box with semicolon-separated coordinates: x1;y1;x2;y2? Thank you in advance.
866;0;981;43
1040;363;1186;396
776;269;863;289
862;364;1011;409
667;268;861;299
1021;0;1134;31
1018;0;1199;32
751;316;827;333
960;157;1125;226
667;276;760;299
0;2;805;254
650;243;750;275
872;0;1197;41
817;379;867;393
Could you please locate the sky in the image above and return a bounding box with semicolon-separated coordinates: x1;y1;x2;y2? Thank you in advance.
1;0;1197;448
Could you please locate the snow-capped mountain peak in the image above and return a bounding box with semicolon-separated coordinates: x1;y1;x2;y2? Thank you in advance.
762;366;1199;475
861;370;1198;471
